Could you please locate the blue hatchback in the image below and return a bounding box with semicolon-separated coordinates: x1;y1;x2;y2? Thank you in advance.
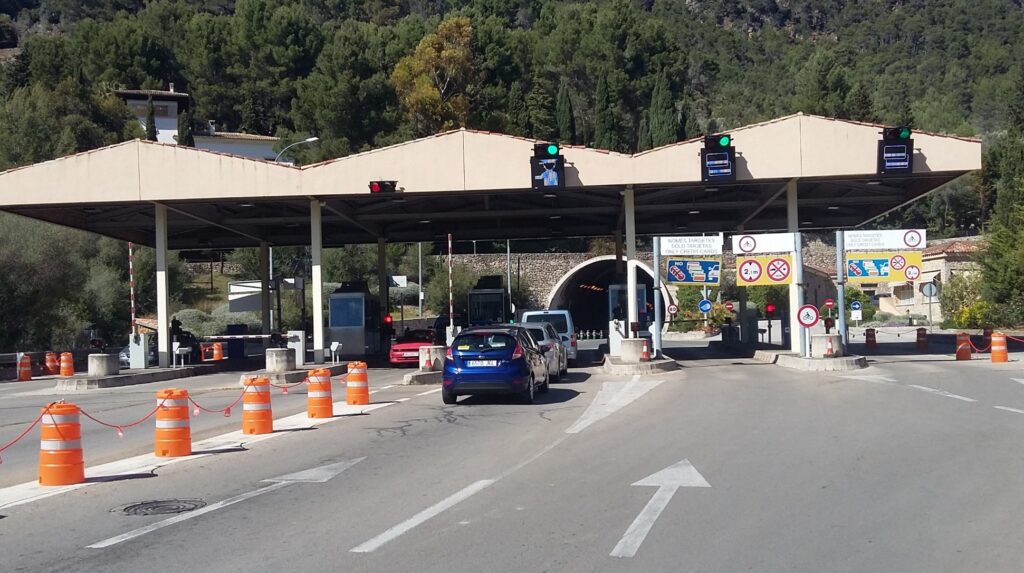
442;326;550;405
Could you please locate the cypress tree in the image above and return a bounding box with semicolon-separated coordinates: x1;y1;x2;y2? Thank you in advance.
649;75;679;147
507;81;528;136
637;110;652;152
145;97;158;141
526;75;555;140
177;108;195;147
593;75;616;150
556;80;576;145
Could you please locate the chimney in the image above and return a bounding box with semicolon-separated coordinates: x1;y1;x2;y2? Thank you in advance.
208;120;216;135
169;82;175;93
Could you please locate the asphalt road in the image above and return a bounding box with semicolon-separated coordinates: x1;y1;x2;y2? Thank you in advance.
4;348;1024;571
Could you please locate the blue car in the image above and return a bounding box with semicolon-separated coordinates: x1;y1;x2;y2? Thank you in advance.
442;326;550;405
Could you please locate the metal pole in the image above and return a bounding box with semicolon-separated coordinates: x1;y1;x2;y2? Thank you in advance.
418;242;423;317
128;242;136;334
835;230;848;350
270;246;274;331
653;237;663;357
624;186;638;336
506;240;512;317
795;232;808;358
155;204;170;368
448;234;454;342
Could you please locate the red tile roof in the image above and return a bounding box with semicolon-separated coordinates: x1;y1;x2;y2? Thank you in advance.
923;239;982;256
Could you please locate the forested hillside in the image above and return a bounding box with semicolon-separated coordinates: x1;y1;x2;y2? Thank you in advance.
1;0;1024;345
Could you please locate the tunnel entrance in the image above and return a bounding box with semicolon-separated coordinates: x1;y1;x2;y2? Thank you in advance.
546;257;668;333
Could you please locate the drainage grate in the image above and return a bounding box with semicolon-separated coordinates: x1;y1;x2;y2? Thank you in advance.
114;499;207;516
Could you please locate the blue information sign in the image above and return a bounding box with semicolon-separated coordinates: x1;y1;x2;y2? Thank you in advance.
850;301;862;311
697;299;713;313
666;259;721;285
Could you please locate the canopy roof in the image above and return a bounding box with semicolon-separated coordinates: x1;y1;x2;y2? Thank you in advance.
0;113;981;249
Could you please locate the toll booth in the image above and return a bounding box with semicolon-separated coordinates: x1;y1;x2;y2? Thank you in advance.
468;275;511;326
608;284;648;356
328;282;381;357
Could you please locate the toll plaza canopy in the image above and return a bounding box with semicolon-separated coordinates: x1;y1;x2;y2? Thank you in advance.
0;113;980;250
0;112;982;367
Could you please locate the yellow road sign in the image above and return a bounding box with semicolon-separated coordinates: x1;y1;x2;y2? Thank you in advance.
845;251;923;283
736;255;793;287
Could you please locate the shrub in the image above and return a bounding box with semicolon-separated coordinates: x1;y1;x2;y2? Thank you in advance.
954;301;997;329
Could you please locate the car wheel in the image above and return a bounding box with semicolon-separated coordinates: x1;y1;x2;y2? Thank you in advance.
442;388;457;405
521;377;535;404
539;373;550;394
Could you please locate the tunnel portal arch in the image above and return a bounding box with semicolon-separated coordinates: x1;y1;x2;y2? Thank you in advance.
545;256;674;332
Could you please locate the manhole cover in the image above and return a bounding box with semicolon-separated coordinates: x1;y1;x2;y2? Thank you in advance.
114;499;206;516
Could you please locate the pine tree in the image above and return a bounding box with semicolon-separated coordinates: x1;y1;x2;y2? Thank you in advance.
556;80;576;145
593;75;618;150
506;81;528;136
636;110;652;152
845;83;874;122
526;75;555;140
145;97;158;141
649;75;679;147
177;108;195;147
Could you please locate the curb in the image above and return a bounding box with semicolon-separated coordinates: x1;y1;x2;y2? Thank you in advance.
602;358;680;376
753;350;868;371
402;371;441;385
240;363;350;386
54;365;221;391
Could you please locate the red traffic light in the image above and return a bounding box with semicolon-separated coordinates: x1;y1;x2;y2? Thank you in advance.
765;303;776;317
370;182;381;193
383;314;393;325
369;180;397;193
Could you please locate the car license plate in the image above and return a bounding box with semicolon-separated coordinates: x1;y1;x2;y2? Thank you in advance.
467;360;497;367
403;352;418;357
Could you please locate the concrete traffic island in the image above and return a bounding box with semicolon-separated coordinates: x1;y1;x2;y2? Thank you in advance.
55;363;224;391
753;349;867;371
240;362;349;386
603;357;680;375
402;346;446;385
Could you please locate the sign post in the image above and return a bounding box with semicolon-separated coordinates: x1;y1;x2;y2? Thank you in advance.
850;301;863;326
920;282;938;331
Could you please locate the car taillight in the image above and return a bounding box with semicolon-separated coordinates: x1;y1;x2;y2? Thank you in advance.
446;346;453;359
511;344;524;360
570;334;577;347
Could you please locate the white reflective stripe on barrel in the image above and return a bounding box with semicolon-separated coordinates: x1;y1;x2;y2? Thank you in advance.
155;419;190;428
307;391;332;398
43;414;79;425
346;381;368;388
308;377;330;384
40;439;81;451
243;403;271;411
244;386;269;393
158;399;189;408
348;368;367;374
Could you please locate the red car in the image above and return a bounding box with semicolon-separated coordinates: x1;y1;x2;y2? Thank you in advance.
389;329;436;366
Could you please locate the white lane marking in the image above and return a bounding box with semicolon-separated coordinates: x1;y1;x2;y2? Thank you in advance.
565;375;664;434
841;375;897;385
1011;378;1024;387
396;398;410;402
610;459;711;558
88;482;291;548
263;458;365;483
995;406;1024;415
416;388;442;396
370;385;395;394
909;385;977;402
0;398;395;510
350;479;496;553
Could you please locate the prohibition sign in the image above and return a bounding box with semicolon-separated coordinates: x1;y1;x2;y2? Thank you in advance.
903;230;923;248
890;255;907;270
737;235;757;253
766;258;790;282
797;304;820;328
904;265;921;281
739;259;763;283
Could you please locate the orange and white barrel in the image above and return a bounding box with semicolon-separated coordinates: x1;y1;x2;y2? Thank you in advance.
865;328;877;350
956;332;972;361
38;403;85;486
45;352;59;375
59;352;74;377
346;362;370;406
213;343;224;361
242;376;273;434
17;354;32;381
991;332;1008;363
155;388;191;457
306;369;334;418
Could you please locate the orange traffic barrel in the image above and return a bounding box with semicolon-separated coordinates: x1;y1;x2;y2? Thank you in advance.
307;369;334;418
916;328;928;352
346;362;370;405
38;403;85;486
992;332;1009;363
213;342;224;361
956;332;972;361
864;328;877;350
155;388;191;457
44;352;59;375
59;352;74;377
242;376;273;434
17;354;32;381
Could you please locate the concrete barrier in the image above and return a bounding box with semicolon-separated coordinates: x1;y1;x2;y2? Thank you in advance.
810;334;844;358
619;339;646;364
265;348;295;373
87;354;119;377
419;346;447;372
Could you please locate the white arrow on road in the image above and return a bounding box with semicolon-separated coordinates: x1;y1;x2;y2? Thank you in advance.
87;458;365;549
610;458;710;558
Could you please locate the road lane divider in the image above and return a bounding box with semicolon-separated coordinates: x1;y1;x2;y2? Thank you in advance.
908;385;977;403
154;389;191;458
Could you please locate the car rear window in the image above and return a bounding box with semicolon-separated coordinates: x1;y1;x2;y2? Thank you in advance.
525;314;568;332
453;333;515;351
526;328;547;342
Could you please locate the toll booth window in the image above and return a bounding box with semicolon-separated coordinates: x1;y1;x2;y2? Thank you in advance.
469;292;505;324
329;298;364;327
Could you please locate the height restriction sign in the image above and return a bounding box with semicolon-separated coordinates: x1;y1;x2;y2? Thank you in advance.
737;255;793;287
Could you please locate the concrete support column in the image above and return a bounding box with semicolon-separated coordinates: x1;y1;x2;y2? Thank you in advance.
614;229;624;281
155;203;170;368
259;242;271;338
735;225;750;343
378;238;388;350
835;229;848;351
624;186;638;334
311;200;325;364
653;236;663;356
786;179;805;354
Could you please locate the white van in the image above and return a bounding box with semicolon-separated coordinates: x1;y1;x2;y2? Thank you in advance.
521;309;577;365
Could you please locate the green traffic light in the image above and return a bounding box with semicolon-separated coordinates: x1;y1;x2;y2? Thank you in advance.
546;144;559;155
898;127;911;139
718;135;731;147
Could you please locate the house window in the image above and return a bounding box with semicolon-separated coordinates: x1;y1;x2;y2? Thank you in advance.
893;284;915;305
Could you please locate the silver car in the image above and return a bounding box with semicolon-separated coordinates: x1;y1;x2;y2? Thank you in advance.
521;322;567;382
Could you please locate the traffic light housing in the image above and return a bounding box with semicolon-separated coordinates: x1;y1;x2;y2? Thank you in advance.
765;303;776;319
877;126;913;175
383;314;393;325
701;134;736;182
530;142;565;191
369;180;398;193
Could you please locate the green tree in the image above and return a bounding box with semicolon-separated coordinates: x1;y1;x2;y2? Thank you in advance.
845;82;874;122
649;74;679;147
0;14;16;48
593;74;619;150
177;108;195;147
145;97;157;141
526;74;555;140
636;110;652;152
425;262;481;317
506;80;528;136
555;79;576;145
